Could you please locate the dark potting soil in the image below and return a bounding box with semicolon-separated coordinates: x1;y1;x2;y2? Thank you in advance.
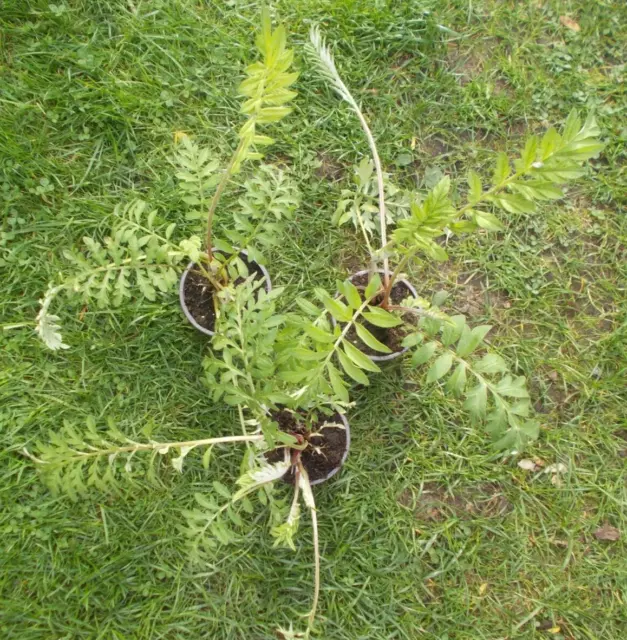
182;256;266;332
345;272;416;356
265;410;347;484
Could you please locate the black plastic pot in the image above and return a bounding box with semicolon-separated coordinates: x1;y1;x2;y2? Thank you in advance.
343;269;418;362
179;251;272;337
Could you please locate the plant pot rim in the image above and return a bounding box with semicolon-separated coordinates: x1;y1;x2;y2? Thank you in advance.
179;249;272;337
342;268;418;362
310;412;350;486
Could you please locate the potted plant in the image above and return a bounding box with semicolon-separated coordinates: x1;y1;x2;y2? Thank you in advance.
27;276;351;638
300;27;605;450
35;11;299;349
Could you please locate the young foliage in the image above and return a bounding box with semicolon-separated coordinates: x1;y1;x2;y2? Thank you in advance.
225;164;300;265
401;308;539;452
234;10;298;173
389;111;604;267
36;200;201;349
334;158;408;241
276;274;401;401
26;416;263;500
194;8;298;258
173;135;221;220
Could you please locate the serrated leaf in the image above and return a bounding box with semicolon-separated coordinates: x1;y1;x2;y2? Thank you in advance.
489;193;536;214
295;297;320;316
467;170;482;204
322;296;352;323
441;315;466;346
446;362;467;396
337;349;370;385
343;340;380;372
463;382;488;420
474;210;504;231
412;341;437;366
494;375;529;398
355;323;392;353
426;352;454;383
474;353;508;374
519;135;539;170
492;153;511;185
304;323;335;344
401;332;424;348
362;306;403;328
456;325;492;358
213;481;231;499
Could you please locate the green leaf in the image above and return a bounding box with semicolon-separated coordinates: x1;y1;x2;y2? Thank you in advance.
441;315;466;347
201;447;213;470
489;193;536;214
337;349;370;385
492;152;511;185
474;353;508;374
562;109;581;143
474;210;504;231
355;323;392;353
295;297;320;316
401;332;424;348
491;419;539;452
304;323;335;344
494;375;529;398
365;274;382;300
245;245;265;265
320;295;352;323
446;362;467;396
426;352;454;383
362;306;403;328
411;341;437;366
519;135;538;170
343;340;380;372
456;325;492;357
463;382;487;420
327;362;349;403
467;170;482;204
343;280;362;309
510;180;564;201
212;481;231;499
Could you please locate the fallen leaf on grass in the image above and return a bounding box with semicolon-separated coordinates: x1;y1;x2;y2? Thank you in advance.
479;582;488;595
518;459;537;471
559;16;581;32
594;523;620;541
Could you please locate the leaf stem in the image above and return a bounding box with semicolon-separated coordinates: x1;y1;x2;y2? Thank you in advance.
33;434;264;464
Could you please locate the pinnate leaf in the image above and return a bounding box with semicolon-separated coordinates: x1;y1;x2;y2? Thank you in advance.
412;341;437;366
343;340;380;372
426;352;454;383
337;349;370;385
456;325;492;358
355;323;392;353
362;306;403;328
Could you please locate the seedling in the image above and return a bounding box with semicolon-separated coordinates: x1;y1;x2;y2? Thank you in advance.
305;27;605;450
35;11;298;348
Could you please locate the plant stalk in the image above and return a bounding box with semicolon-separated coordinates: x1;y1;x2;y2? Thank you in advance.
205;137;247;260
28;434;265;464
352;109;390;296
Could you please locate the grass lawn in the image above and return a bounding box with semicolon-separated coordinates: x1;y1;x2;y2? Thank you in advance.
1;0;625;638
